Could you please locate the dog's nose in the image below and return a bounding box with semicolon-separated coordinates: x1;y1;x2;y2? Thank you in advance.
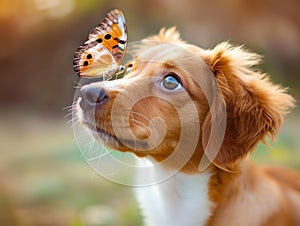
79;85;108;110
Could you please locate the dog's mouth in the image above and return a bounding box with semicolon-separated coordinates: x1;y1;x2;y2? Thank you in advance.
88;121;120;147
78;114;122;149
75;99;149;151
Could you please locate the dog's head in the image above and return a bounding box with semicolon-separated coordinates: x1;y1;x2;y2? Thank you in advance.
76;27;294;173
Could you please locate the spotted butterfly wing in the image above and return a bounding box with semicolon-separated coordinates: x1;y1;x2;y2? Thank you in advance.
73;9;127;79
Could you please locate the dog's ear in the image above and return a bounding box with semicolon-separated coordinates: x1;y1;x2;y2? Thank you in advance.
201;43;294;170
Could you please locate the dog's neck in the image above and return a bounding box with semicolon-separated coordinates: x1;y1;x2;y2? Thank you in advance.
135;158;287;226
135;159;216;226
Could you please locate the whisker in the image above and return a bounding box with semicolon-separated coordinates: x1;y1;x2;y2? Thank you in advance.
62;105;74;110
65;108;75;117
63;100;78;110
65;112;73;119
64;101;78;123
67;117;78;125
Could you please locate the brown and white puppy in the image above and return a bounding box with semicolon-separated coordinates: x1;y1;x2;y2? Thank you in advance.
76;27;300;226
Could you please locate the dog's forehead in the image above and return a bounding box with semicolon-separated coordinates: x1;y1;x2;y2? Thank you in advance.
133;43;217;98
135;43;209;71
138;43;191;61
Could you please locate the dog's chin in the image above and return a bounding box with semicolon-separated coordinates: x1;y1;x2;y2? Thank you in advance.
79;117;121;150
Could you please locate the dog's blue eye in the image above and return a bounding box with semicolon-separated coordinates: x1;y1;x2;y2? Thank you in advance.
161;74;181;90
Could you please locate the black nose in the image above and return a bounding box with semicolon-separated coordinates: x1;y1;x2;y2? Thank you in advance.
79;85;108;110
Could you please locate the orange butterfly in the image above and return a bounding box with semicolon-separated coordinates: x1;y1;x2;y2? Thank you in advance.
73;9;127;79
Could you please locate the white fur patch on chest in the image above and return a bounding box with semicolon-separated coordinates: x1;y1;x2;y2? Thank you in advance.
135;163;214;226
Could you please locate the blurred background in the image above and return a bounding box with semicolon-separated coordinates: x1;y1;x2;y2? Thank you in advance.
0;0;299;225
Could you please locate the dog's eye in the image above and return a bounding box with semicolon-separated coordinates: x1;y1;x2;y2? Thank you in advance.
161;74;182;90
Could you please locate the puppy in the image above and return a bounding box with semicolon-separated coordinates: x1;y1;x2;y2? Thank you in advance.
76;27;300;226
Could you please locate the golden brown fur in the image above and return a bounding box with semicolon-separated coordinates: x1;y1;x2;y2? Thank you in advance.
77;27;299;225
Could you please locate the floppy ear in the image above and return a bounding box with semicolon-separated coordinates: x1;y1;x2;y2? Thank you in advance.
201;43;294;170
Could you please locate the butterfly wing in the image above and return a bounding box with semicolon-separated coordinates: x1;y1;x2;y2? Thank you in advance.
73;9;127;78
73;41;119;78
88;9;127;65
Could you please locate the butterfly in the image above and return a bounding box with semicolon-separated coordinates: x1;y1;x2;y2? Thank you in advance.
73;9;127;79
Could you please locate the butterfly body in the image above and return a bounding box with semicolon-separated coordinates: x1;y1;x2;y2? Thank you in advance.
73;9;127;79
